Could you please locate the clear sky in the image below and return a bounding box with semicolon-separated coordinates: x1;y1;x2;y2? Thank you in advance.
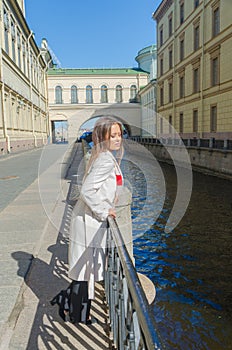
25;0;161;69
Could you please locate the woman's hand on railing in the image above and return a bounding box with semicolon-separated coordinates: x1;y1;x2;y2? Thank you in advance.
108;208;116;218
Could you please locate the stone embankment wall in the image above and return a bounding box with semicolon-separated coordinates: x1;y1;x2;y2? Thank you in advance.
140;141;232;180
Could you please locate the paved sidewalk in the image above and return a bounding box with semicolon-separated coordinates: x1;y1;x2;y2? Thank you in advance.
0;144;112;349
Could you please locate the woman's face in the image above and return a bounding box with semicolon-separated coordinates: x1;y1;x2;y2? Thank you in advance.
108;123;122;151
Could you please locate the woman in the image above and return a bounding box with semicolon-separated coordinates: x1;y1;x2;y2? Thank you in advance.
51;116;124;325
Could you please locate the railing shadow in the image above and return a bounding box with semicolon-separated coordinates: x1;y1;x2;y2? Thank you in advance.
11;144;111;349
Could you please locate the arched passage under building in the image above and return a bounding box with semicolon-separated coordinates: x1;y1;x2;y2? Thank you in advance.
49;103;142;143
51;120;68;143
79;115;132;137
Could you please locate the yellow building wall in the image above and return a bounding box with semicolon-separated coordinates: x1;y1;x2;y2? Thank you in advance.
154;0;232;139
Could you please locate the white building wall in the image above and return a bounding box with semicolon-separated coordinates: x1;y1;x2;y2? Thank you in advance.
0;0;49;154
48;72;148;105
135;45;157;81
139;81;157;137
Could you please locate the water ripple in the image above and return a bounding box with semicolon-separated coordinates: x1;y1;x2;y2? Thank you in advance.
123;159;232;350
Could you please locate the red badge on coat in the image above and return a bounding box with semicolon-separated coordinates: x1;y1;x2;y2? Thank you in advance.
116;174;122;186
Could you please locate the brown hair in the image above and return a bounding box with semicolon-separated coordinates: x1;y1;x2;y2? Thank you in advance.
85;115;124;175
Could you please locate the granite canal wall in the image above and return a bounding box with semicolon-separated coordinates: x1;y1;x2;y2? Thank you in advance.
134;138;232;180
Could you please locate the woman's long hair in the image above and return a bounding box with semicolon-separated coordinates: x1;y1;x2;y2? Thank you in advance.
85;116;124;175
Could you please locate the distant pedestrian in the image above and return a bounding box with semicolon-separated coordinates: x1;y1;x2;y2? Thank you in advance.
51;116;124;325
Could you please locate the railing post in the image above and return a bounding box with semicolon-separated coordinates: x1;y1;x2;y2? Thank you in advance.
209;137;215;148
224;139;228;150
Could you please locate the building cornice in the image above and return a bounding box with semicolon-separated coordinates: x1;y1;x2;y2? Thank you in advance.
4;0;43;65
47;68;148;76
152;0;173;23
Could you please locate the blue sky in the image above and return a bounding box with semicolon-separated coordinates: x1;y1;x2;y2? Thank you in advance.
25;0;161;69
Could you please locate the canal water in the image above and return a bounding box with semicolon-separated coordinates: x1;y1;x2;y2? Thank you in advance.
122;142;232;350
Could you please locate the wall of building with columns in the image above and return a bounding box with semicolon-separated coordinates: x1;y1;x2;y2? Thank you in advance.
0;0;49;154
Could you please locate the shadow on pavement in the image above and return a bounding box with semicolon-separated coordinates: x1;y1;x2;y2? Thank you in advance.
11;154;111;349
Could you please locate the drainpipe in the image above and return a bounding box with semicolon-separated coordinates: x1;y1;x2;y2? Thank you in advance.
44;58;52;144
0;83;10;153
36;51;43;145
27;31;37;147
0;3;10;153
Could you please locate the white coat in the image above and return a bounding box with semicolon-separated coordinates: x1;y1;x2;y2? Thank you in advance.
68;150;123;299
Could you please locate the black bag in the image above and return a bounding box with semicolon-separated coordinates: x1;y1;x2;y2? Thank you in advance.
50;281;91;324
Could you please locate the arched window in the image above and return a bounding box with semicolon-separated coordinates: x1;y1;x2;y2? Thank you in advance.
130;85;137;100
86;85;93;103
71;85;78;103
55;85;62;104
101;85;108;103
115;85;123;103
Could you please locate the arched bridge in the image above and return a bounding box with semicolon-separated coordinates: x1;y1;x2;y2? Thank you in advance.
49;103;142;142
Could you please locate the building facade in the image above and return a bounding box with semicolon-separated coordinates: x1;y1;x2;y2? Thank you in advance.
47;68;149;140
0;0;49;154
153;0;232;140
139;80;157;137
136;45;157;137
48;67;148;105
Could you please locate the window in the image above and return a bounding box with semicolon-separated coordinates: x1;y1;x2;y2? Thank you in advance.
17;30;21;69
194;25;200;50
101;85;108;103
169;82;173;103
160;26;163;46
210;105;217;132
55;86;63;104
116;85;123;103
169;15;173;37
32;58;35;85
130;85;137;100
180;38;184;61
11;20;16;62
194;0;199;8
169;115;173;133
22;40;26;75
160;86;164;106
212;6;220;37
169;48;173;69
71;85;78;103
179;76;185;98
193;109;198;132
86;85;93;103
160;57;164;75
4;8;9;54
211;56;219;86
160;117;163;134
4;26;9;54
27;55;30;79
29;52;33;83
193;67;200;93
179;113;184;133
180;2;184;25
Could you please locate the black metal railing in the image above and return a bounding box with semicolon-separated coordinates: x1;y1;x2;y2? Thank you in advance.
105;216;162;350
131;136;232;151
